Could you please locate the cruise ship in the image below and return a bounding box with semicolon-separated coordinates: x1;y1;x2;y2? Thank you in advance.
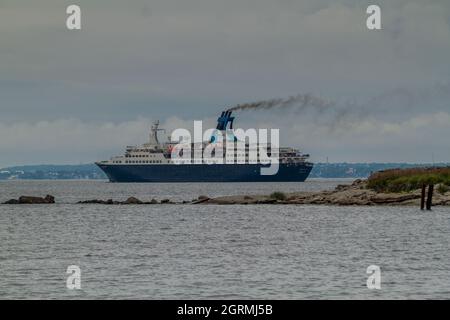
96;111;313;182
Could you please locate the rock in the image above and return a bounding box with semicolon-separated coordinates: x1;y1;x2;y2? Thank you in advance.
18;196;40;204
80;199;119;205
256;199;277;204
144;199;159;204
44;195;55;203
335;184;351;191
79;197;160;205
78;199;107;204
198;178;435;206
3;199;20;204
3;195;56;204
211;199;236;204
370;193;421;204
192;196;211;204
160;199;170;204
124;197;143;204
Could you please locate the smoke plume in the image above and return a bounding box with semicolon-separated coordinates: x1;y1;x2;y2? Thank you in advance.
225;83;450;131
227;93;335;113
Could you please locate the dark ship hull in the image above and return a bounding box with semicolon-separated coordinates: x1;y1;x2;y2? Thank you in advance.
96;162;313;183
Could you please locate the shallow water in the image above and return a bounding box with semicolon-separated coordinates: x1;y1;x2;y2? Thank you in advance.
0;179;350;204
1;179;449;299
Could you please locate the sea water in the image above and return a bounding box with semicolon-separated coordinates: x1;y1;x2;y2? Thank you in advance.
1;179;449;299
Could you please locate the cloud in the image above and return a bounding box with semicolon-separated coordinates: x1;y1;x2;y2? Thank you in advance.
1;0;450;121
1;0;450;165
1;110;449;167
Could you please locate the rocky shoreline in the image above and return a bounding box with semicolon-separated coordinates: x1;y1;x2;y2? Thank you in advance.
201;179;450;206
3;195;55;204
77;197;177;205
2;180;450;206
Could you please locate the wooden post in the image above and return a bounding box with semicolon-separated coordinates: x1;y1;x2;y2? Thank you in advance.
421;184;426;210
426;184;434;210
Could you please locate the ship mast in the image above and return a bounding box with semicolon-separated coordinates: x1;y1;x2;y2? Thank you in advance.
149;120;165;146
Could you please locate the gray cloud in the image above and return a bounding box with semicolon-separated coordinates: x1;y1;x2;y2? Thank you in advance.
0;0;450;166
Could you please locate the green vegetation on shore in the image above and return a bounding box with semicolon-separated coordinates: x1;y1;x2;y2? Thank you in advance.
367;167;450;193
270;192;287;201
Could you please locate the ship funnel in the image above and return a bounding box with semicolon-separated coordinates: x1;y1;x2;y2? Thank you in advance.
211;110;237;142
215;109;235;131
228;111;234;129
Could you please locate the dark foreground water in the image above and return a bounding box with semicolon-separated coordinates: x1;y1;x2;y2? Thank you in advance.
0;180;449;299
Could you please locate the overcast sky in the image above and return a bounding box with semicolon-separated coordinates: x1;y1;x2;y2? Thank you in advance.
1;0;450;167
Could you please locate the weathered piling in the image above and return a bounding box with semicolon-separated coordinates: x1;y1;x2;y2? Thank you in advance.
421;184;426;210
426;184;434;210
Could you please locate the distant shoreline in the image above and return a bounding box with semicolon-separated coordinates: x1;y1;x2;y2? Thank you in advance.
0;177;355;182
1;162;449;181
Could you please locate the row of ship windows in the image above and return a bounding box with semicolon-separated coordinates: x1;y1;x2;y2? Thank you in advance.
112;160;162;164
125;154;157;158
181;153;275;157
